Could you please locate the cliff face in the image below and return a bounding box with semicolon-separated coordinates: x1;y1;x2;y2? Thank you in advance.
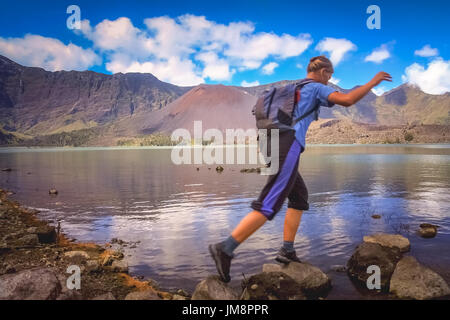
374;84;450;125
0;55;192;135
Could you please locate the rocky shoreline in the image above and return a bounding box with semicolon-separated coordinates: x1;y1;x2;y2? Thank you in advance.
1;188;449;300
0;188;189;300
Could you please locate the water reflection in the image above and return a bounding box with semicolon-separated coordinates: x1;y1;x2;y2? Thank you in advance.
1;145;449;295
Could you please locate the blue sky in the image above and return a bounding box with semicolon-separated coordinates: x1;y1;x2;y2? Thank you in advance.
0;0;449;94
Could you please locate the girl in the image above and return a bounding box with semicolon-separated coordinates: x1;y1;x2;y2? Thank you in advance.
209;55;392;283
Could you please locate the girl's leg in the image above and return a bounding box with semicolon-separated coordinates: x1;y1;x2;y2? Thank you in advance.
283;208;303;242
231;210;268;243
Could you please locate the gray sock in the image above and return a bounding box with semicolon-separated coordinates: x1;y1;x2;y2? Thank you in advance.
283;241;295;252
220;235;240;257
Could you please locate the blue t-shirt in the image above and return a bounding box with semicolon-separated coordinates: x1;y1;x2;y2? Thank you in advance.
292;81;337;152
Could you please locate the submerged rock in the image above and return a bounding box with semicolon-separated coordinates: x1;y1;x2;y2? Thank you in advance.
363;233;410;253
347;242;402;291
241;272;305;300
390;256;450;300
191;275;239;300
0;267;62;300
262;263;331;298
418;228;437;238
418;224;438;238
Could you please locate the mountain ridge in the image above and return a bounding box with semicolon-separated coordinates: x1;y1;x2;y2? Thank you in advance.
0;54;449;146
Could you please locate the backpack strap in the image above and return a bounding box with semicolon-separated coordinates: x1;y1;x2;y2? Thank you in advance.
292;79;318;125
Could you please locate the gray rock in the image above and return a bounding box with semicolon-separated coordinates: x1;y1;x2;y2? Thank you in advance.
262;263;331;298
347;242;402;291
91;292;116;300
26;227;38;233
124;290;161;300
176;288;190;297
16;234;39;246
0;267;62;300
240;272;305;300
86;260;100;273
56;290;83;300
363;233;410;253
54;273;82;300
5;265;16;274
191;275;239;300
390;256;450;300
64;250;90;260
111;260;128;273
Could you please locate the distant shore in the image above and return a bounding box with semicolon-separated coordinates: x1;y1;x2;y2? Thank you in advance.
2;119;449;148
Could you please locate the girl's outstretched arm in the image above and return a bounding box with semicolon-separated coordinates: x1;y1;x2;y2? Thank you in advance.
328;71;392;107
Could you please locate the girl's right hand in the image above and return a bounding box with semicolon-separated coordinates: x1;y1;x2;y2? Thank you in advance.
371;72;392;86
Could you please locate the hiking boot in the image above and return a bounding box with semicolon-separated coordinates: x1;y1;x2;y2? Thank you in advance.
208;243;233;283
275;247;302;264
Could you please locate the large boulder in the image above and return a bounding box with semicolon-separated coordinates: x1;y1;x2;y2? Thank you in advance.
389;256;450;300
191;275;239;300
0;267;62;300
262;263;331;298
363;233;410;253
240;272;305;300
347;242;402;291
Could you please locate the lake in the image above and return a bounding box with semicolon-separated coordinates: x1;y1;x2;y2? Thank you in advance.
1;144;449;299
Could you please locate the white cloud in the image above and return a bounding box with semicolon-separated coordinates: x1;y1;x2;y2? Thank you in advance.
315;38;357;66
296;63;303;69
262;62;278;75
107;54;204;86
329;77;340;85
371;86;387;96
414;44;439;57
195;51;235;81
74;14;313;85
401;58;450;94
0;34;100;71
221;31;312;69
241;80;260;87
365;44;390;64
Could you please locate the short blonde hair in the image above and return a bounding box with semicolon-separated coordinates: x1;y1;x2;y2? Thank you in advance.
307;55;334;73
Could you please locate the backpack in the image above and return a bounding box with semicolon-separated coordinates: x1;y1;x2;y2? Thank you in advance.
251;78;318;132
